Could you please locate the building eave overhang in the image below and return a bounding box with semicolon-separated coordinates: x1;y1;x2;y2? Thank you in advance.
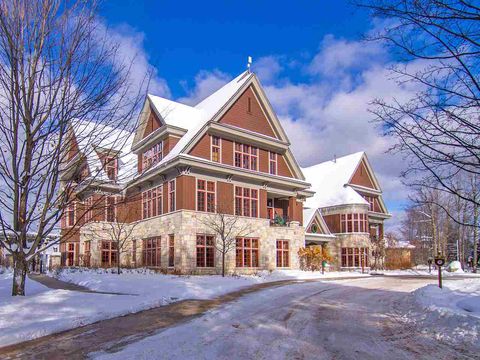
131;124;186;154
348;184;382;195
208;122;290;153
129;154;313;195
305;233;335;242
368;211;392;220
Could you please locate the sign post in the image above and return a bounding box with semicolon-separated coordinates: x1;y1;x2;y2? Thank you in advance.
428;257;433;273
434;254;445;289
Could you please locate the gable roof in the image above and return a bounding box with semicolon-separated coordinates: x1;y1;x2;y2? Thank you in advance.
302;152;371;209
70;120;137;183
137;71;306;181
303;208;334;236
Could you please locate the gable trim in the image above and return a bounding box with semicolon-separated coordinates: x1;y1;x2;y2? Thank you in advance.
348;154;381;191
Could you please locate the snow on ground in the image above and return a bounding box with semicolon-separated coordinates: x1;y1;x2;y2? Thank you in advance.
405;278;480;345
0;267;367;347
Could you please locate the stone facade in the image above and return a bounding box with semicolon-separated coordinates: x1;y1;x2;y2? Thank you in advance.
79;210;305;274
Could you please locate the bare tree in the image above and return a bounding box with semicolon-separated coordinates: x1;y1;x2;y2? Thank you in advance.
199;204;251;277
356;0;480;225
0;0;148;295
84;196;139;274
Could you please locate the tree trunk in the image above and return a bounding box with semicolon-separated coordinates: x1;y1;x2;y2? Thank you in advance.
117;247;121;275
222;250;225;277
473;201;478;273
12;254;28;296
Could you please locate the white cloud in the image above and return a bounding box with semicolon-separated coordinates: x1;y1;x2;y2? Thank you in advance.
178;70;231;106
251;56;283;84
249;36;422;233
100;22;170;98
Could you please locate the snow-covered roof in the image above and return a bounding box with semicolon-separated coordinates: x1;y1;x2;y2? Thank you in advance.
141;71;253;175
71;120;137;183
302;152;369;209
303;208;335;237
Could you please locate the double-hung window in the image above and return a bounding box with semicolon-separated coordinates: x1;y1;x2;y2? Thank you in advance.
234;186;258;217
64;203;76;227
142;141;163;170
340;213;368;233
103;156;118;181
169;180;176;212
211;136;221;163
234;143;258;171
236;238;259;267
142;186;162;219
143;237;161;267
269;152;277;175
101;241;117;267
196;235;215;267
105;196;117;222
197;179;215;212
276;240;289;268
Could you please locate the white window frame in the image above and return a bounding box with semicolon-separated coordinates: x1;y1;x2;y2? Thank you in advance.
196;178;217;213
168;179;176;212
104;196;118;222
210;135;222;163
269;151;277;175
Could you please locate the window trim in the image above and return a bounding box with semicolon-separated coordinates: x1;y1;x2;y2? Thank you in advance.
196;178;216;213
168;234;175;268
65;202;76;228
210;135;222;163
341;247;369;268
234;186;259;218
168;179;176;212
142;186;163;219
142;237;161;268
233;142;258;171
340;213;369;233
235;237;259;268
196;234;215;268
104;196;118;222
276;240;290;268
268;151;277;175
142;140;164;171
101;240;118;268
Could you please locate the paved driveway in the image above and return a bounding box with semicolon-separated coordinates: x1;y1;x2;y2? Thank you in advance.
93;276;475;360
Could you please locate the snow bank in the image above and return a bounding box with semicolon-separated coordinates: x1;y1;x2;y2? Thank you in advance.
409;279;480;345
0;268;367;347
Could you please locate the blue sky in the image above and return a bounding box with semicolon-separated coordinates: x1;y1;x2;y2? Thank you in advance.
100;1;371;96
99;1;412;232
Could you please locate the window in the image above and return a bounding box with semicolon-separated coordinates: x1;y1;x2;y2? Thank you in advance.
234;142;258;171
362;195;375;211
341;247;369;268
269;152;277;175
142;141;163;171
340;213;368;233
235;186;258;217
211;136;221;163
132;239;137;267
310;223;319;233
105;196;117;222
101;241;117;267
276;240;289;268
196;235;215;267
142;186;162;219
103;156;118;181
236;238;259;267
84;196;93;223
84;241;91;267
197;179;215;212
143;237;161;267
169;180;176;212
66;243;76;266
168;235;175;267
65;203;75;227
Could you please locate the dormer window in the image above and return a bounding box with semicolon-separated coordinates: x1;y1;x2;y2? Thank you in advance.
103;156;118;181
142;141;163;171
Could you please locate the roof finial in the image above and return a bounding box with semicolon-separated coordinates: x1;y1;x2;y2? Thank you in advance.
247;56;252;73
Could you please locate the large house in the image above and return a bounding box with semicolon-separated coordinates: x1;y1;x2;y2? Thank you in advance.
60;70;390;273
302;152;391;270
60;71;314;273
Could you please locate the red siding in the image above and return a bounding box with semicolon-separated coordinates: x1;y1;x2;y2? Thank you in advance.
350;160;376;189
219;86;277;138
